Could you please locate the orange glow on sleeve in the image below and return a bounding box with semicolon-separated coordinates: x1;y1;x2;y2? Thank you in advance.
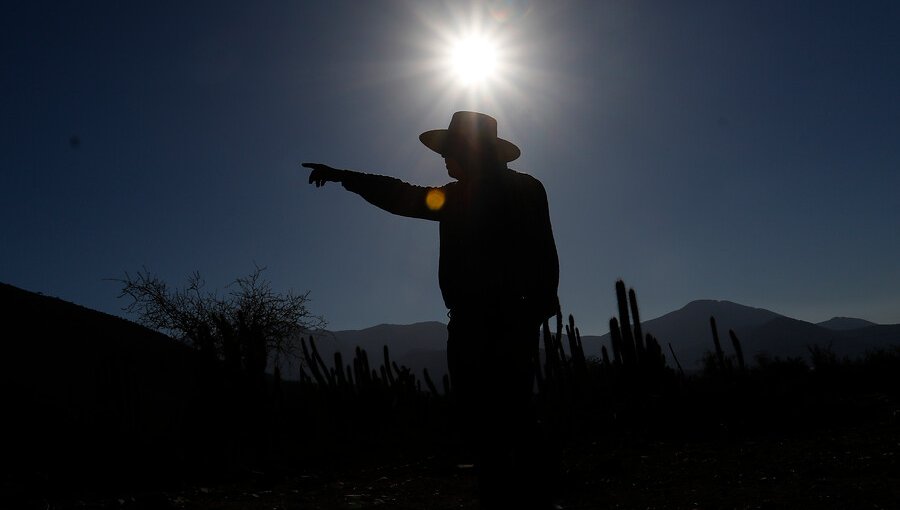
425;188;446;211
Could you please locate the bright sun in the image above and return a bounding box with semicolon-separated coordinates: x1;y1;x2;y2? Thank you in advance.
410;4;531;114
449;35;498;86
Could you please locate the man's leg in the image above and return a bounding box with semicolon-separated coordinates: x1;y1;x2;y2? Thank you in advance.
448;311;553;508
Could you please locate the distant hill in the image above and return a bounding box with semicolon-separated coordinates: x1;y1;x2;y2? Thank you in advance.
581;300;785;367
302;321;449;381
5;279;898;391
307;300;791;379
580;300;899;370
297;300;900;377
0;282;201;390
817;317;878;330
0;282;215;482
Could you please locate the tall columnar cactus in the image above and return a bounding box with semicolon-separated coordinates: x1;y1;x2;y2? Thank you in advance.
615;280;636;365
297;363;312;384
609;317;623;365
554;311;567;366
543;320;560;382
538;310;584;395
605;281;673;378
629;288;646;363
310;336;335;387
301;336;328;387
334;351;347;388
422;368;440;396
566;314;587;375
391;361;404;381
345;363;355;388
383;345;396;387
353;345;372;388
729;329;745;372
710;316;726;372
643;333;665;369
668;342;685;376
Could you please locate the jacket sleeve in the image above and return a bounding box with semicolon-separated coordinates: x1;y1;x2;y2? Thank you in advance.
340;171;443;221
531;180;560;322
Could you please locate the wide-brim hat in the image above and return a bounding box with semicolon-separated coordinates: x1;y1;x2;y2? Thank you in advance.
419;111;520;162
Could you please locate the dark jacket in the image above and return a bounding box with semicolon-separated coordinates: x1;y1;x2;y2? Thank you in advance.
341;167;559;323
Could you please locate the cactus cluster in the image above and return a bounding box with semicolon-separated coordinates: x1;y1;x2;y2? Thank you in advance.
292;334;449;448
527;280;681;440
607;280;667;372
705;316;746;374
298;336;432;400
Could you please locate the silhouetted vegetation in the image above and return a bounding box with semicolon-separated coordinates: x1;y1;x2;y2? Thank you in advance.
4;279;899;508
117;266;325;368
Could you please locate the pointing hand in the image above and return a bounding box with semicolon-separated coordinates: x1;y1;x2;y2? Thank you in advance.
302;163;344;187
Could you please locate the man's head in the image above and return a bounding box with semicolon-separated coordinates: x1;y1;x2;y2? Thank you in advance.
419;111;520;180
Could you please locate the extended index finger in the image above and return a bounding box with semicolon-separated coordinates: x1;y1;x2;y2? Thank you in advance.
301;163;319;184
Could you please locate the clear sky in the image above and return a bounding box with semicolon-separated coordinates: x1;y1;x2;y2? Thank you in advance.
3;0;899;334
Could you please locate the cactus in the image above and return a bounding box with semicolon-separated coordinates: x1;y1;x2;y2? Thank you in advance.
352;352;364;387
383;345;396;387
629;288;645;363
345;363;355;388
566;314;587;374
422;368;440;396
556;312;567;364
729;329;745;372
644;333;664;368
609;317;623;365
308;336;335;387
357;346;371;386
710;316;726;372
298;363;312;384
615;280;636;364
391;361;404;383
542;320;559;381
538;310;587;395
668;342;685;376
334;352;347;387
301;336;327;387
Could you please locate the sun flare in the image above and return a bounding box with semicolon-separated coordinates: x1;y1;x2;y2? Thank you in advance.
405;2;542;134
449;35;498;86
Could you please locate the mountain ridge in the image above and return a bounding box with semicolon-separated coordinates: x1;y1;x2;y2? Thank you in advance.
581;300;898;369
817;316;878;330
3;281;898;378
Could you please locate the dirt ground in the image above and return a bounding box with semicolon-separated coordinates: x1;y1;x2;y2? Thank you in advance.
28;417;899;510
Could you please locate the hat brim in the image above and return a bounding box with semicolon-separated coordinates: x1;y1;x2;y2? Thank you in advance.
419;129;521;163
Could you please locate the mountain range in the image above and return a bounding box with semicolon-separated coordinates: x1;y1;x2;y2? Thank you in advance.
3;282;898;380
580;300;900;370
3;281;896;488
316;300;900;377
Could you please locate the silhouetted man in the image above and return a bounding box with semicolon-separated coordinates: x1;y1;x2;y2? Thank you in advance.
304;111;559;508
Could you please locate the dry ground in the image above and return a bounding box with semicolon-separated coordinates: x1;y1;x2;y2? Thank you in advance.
28;417;899;510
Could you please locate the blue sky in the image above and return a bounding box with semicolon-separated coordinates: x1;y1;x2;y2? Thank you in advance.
2;0;899;334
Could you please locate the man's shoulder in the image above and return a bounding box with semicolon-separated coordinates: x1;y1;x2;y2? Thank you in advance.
506;167;541;180
505;168;546;192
